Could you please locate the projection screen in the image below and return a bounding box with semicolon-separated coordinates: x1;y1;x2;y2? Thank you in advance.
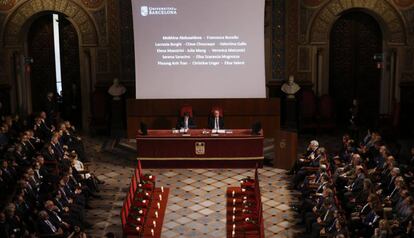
131;0;266;99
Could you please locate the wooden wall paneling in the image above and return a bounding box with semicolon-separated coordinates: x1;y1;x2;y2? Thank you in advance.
126;99;280;139
274;129;297;170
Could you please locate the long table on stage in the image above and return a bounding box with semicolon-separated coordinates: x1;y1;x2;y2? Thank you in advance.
136;129;264;168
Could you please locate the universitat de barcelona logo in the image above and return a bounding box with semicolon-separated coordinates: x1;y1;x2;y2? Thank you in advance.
141;6;149;16
195;142;205;155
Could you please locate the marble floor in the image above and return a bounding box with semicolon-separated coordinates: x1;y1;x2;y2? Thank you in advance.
83;137;305;238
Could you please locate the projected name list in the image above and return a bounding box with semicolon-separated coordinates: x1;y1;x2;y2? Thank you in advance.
155;35;247;66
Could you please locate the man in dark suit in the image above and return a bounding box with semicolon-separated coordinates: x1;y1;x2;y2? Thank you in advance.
208;109;224;130
344;165;365;203
311;198;337;238
176;112;196;129
50;133;65;160
44;200;72;231
33;116;52;141
37;210;64;237
0;211;10;238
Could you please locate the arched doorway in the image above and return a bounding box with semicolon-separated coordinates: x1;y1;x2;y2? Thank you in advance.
27;13;82;127
28;15;56;113
329;11;382;126
2;0;99;132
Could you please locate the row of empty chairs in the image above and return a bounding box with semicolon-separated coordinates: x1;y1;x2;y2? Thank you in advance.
121;162;156;237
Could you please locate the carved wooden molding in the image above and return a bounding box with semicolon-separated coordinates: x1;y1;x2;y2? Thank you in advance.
302;0;327;8
81;0;104;9
308;0;407;45
0;0;15;11
2;0;99;47
392;0;414;9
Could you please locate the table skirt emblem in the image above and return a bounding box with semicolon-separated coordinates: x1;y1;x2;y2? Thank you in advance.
195;142;205;155
279;139;287;149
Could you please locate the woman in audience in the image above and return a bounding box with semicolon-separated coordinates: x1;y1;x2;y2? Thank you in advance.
372;219;390;238
70;151;103;190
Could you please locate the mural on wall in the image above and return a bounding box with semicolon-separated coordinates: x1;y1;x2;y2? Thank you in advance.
81;0;104;9
308;0;406;44
0;0;15;11
393;0;414;9
302;0;326;8
272;0;286;81
92;6;108;44
119;0;135;83
401;5;414;47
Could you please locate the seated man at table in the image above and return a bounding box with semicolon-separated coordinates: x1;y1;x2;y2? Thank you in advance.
176;112;196;129
208;109;224;130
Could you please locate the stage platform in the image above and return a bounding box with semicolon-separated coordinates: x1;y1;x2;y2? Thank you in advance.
136;129;263;168
138;157;263;168
111;136;274;168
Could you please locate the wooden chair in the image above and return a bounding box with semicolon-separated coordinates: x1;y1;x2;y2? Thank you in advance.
180;105;193;117
211;106;223;116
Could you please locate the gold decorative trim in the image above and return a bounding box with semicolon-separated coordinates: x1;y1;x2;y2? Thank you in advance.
302;0;326;9
0;0;15;11
137;137;263;141
81;0;104;9
392;0;414;9
308;0;407;44
3;0;98;46
137;157;264;161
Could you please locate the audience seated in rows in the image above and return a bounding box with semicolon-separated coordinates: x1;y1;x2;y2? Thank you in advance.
0;112;103;237
290;131;414;238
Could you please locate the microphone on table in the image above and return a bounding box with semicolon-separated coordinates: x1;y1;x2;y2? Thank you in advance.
140;122;148;136
251;122;262;135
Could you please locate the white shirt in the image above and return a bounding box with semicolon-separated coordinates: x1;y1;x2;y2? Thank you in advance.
73;160;91;179
184;117;189;129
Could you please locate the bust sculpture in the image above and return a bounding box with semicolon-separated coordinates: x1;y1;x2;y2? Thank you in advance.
108;78;126;100
281;75;301;99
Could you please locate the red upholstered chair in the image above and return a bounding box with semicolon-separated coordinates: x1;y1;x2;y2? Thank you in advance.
211;106;223;116
317;95;336;131
121;200;127;231
131;174;137;194
180;105;193;117
299;90;317;131
128;184;134;203
122;200;143;237
123;197;137;235
134;168;140;185
137;160;143;178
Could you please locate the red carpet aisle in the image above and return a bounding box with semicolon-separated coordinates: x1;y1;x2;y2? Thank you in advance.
143;188;169;237
120;160;170;238
226;168;264;238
